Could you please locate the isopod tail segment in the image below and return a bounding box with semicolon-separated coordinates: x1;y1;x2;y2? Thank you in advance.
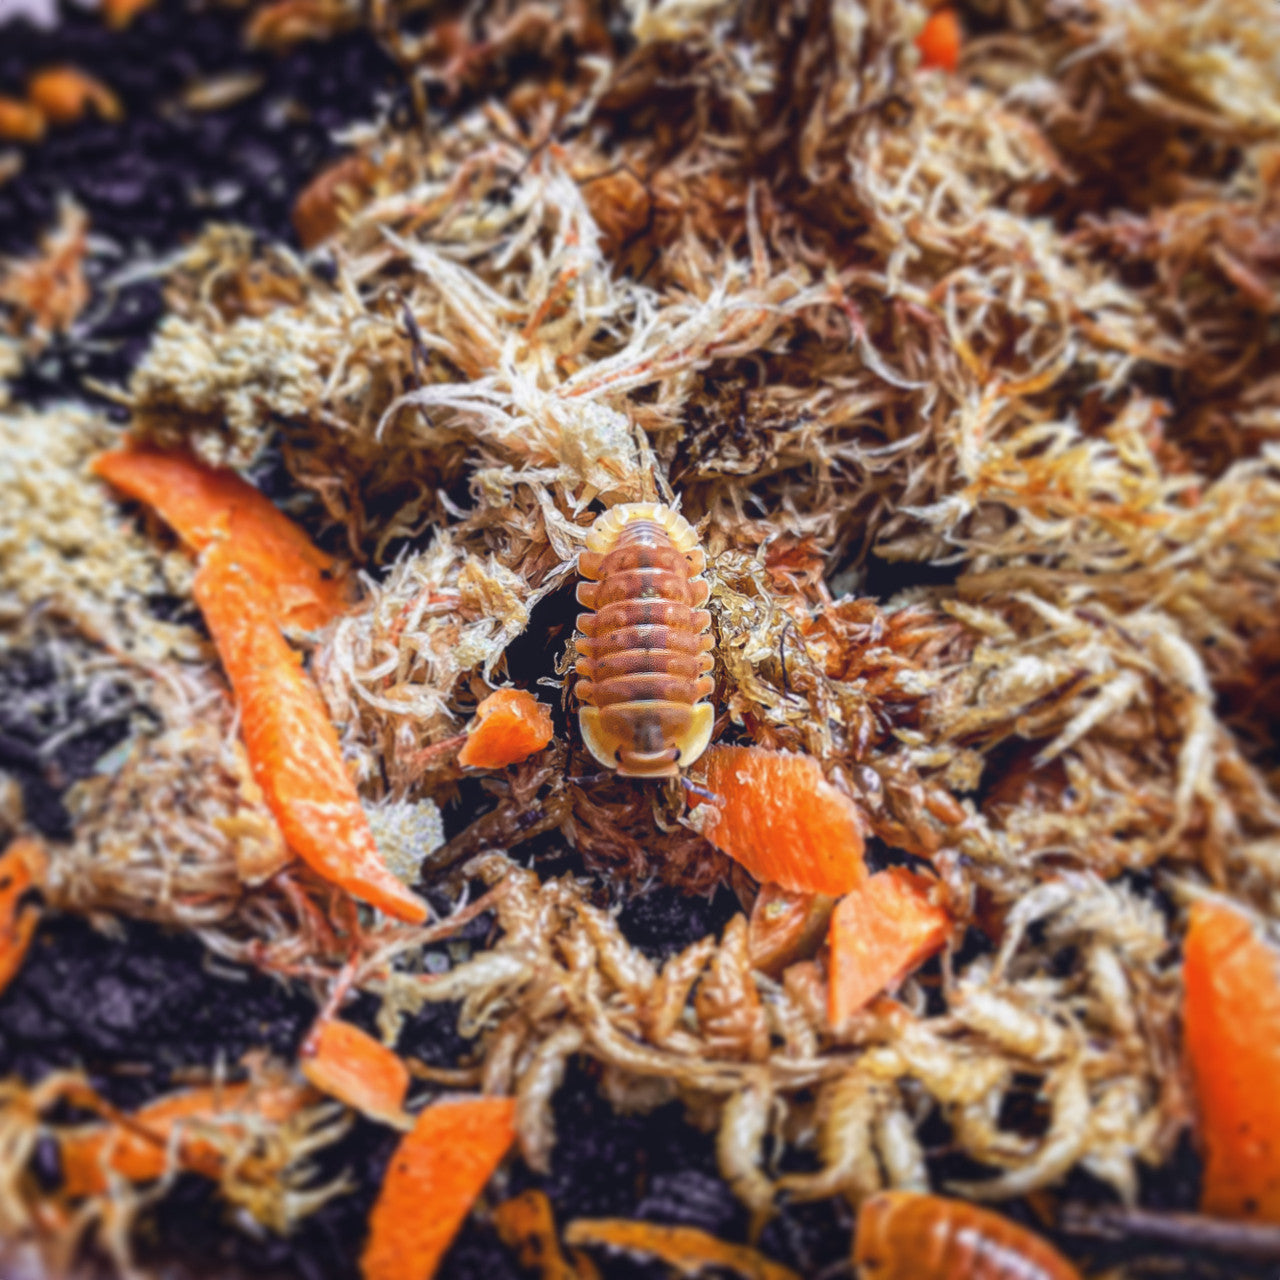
574;502;716;779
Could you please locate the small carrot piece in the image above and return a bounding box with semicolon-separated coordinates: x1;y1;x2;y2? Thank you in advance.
27;67;123;126
0;96;46;143
564;1219;801;1280
747;884;834;977
457;688;554;770
60;1079;313;1198
102;0;157;28
193;543;428;923
915;7;962;72
0;836;46;1000
300;1019;411;1129
92;441;347;631
828;867;950;1028
360;1096;517;1280
1184;897;1280;1221
691;745;866;895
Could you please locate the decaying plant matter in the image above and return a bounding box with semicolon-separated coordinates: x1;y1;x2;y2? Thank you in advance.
2;0;1280;1274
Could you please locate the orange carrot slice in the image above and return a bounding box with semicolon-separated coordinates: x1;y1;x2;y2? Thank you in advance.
0;837;45;999
748;884;834;977
301;1019;411;1128
1184;897;1280;1220
193;543;428;923
828;867;950;1029
457;688;554;770
691;745;866;895
93;441;347;630
361;1096;517;1280
916;8;962;72
564;1219;801;1280
60;1079;313;1198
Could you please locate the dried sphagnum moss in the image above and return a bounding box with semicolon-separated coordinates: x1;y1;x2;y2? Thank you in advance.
4;0;1280;1272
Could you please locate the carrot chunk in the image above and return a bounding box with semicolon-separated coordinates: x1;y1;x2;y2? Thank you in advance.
457;688;554;770
0;836;46;1000
93;441;347;630
301;1019;411;1129
747;884;834;977
1184;897;1280;1221
691;745;866;895
828;867;950;1028
60;1079;313;1198
193;543;428;923
27;67;122;126
564;1219;801;1280
361;1096;517;1280
915;7;962;72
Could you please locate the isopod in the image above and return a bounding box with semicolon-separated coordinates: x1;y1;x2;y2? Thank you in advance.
853;1191;1082;1280
574;503;715;778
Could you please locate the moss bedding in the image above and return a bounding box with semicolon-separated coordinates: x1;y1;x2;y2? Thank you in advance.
2;0;1280;1275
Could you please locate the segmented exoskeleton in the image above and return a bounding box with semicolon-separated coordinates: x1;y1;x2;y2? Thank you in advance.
574;503;715;778
854;1192;1083;1280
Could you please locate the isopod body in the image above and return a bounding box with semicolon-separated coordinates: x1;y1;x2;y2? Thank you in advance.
574;503;715;778
854;1191;1082;1280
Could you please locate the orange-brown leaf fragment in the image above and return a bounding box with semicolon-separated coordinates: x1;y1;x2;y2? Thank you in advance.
0;836;46;999
828;868;950;1029
458;688;554;770
691;746;866;895
292;151;377;249
915;8;962;72
193;543;428;923
564;1219;801;1280
301;1019;410;1129
93;441;347;631
748;884;835;977
1184;897;1280;1221
27;67;122;126
494;1190;590;1280
60;1079;313;1198
361;1096;517;1280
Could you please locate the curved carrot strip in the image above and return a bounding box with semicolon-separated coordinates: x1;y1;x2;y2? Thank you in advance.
93;441;347;630
457;688;554;770
692;745;866;895
60;1079;313;1198
564;1219;800;1280
301;1019;411;1128
193;543;428;923
361;1096;517;1280
828;867;950;1029
0;836;45;999
1184;897;1280;1220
